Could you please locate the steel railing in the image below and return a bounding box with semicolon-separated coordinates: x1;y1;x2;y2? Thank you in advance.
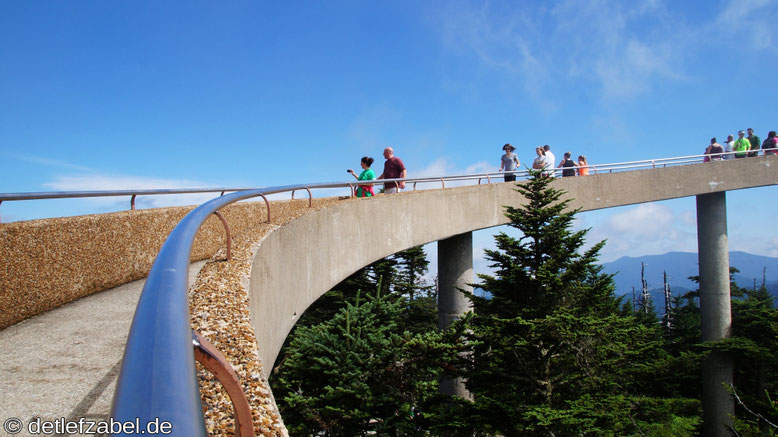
2;149;775;435
2;149;773;210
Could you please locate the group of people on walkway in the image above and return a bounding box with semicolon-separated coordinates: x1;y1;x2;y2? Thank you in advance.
526;144;589;179
501;144;589;181
704;128;778;161
347;143;589;199
347;129;778;198
347;147;406;197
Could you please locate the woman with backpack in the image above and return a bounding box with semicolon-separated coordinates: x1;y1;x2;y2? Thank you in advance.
762;131;778;156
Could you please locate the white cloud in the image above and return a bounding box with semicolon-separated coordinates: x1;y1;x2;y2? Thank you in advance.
415;158;492;178
439;2;554;107
13;154;95;173
409;158;495;190
41;173;348;209
729;233;778;259
415;158;455;178
584;203;698;261
715;0;778;52
43;174;224;210
436;0;692;102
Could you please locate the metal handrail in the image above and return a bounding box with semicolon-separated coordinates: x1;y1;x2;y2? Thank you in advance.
0;149;771;206
7;150;776;435
0;187;253;201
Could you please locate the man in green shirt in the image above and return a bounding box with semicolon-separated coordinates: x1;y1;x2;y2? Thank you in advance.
747;128;761;157
734;130;751;158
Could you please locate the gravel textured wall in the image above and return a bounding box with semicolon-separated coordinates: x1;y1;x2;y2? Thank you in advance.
0;200;272;329
189;197;350;436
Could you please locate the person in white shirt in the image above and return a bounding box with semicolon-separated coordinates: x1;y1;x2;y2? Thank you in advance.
723;134;735;160
542;145;556;177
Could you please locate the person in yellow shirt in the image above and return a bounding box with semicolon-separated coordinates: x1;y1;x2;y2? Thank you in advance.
733;130;751;159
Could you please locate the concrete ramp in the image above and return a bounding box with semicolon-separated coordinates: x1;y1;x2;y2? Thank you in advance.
0;261;205;436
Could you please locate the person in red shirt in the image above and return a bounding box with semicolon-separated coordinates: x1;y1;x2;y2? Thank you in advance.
378;147;406;194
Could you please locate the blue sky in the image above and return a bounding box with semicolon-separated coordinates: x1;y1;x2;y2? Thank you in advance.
2;0;777;266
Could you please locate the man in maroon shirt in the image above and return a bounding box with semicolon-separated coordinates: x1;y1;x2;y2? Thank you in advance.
378;147;406;194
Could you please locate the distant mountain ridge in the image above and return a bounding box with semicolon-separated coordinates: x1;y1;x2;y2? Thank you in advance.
599;251;778;299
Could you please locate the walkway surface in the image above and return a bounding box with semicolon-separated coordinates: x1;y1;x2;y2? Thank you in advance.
0;261;206;437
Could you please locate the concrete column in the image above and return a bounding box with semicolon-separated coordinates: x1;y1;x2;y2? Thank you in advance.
696;192;734;437
437;232;473;399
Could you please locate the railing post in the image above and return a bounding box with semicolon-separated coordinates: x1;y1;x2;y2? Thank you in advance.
257;194;271;222
304;187;312;207
130;195;137;211
192;331;254;437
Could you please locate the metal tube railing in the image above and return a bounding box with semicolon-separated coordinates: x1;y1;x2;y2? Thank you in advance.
1;149;770;207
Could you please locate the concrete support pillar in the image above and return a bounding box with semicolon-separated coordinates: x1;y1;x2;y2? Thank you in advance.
437;232;473;399
696;192;734;437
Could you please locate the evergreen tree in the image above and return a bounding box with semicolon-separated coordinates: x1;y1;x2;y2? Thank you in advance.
456;171;699;435
393;246;438;334
272;282;448;436
725;282;778;434
662;268;778;434
393;246;435;302
367;257;397;296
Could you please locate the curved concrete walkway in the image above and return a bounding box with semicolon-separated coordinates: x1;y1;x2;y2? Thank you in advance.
0;261;206;437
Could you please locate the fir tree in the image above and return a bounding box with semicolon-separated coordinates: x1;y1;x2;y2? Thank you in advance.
662;267;778;434
393;246;438;334
273;281;448;435
393;246;435;302
457;171;698;435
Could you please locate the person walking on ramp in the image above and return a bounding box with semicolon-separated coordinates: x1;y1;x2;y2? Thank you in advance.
348;156;376;197
500;143;520;182
378;147;406;194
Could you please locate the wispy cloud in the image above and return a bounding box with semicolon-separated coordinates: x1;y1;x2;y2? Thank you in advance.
43;174;223;210
436;0;694;103
583;203;698;262
410;158;493;189
13;154;95;173
415;158;492;178
714;0;778;52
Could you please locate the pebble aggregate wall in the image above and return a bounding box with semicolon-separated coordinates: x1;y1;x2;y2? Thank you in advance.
189;197;349;436
1;200;273;329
